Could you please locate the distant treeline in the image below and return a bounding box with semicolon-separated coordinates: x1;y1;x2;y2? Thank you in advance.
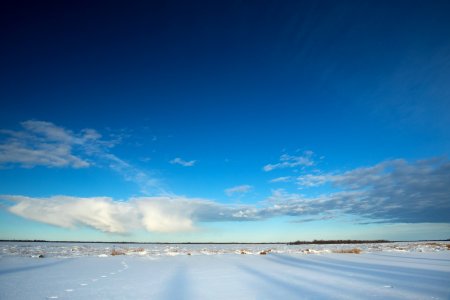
0;240;285;245
287;240;391;245
1;239;448;244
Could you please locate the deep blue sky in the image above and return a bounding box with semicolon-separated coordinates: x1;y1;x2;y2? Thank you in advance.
0;1;449;242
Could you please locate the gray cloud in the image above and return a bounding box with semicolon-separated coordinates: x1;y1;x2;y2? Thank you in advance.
333;157;450;223
223;157;450;223
0;121;93;168
293;157;450;223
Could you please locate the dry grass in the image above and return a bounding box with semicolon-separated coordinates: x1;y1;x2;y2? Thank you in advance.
259;249;271;255
422;243;450;250
128;247;145;253
394;247;406;250
111;249;126;256
424;242;440;246
332;248;361;254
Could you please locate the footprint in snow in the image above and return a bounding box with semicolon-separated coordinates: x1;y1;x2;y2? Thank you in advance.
48;261;127;299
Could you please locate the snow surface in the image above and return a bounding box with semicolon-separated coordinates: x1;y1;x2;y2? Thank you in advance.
1;241;449;258
0;242;449;299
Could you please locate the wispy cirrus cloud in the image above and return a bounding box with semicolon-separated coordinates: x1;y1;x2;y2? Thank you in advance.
0;120;164;194
0;120;96;168
169;157;196;167
225;185;253;196
263;151;314;172
269;176;292;183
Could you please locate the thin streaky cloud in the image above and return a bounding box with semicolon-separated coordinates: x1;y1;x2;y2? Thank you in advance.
225;185;253;196
170;157;196;167
270;176;292;183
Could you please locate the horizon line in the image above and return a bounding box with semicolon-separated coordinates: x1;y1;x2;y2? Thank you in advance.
1;239;449;244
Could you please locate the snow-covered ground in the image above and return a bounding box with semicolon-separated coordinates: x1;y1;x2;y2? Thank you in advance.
1;241;449;257
0;242;449;299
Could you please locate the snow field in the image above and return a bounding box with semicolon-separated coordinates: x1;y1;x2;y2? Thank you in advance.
0;251;449;299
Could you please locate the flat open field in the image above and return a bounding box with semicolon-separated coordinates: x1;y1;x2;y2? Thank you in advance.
0;242;449;299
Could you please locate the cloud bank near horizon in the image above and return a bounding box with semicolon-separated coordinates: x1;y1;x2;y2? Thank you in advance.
2;156;449;233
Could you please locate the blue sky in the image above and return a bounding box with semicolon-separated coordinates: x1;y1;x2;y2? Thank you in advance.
0;1;449;242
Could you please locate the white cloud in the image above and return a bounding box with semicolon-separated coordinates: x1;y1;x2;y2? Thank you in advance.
0;120;163;194
136;197;196;232
170;157;196;167
4;195;134;233
263;151;314;172
225;185;253;196
269;176;292;183
1;195;203;233
0;194;265;233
